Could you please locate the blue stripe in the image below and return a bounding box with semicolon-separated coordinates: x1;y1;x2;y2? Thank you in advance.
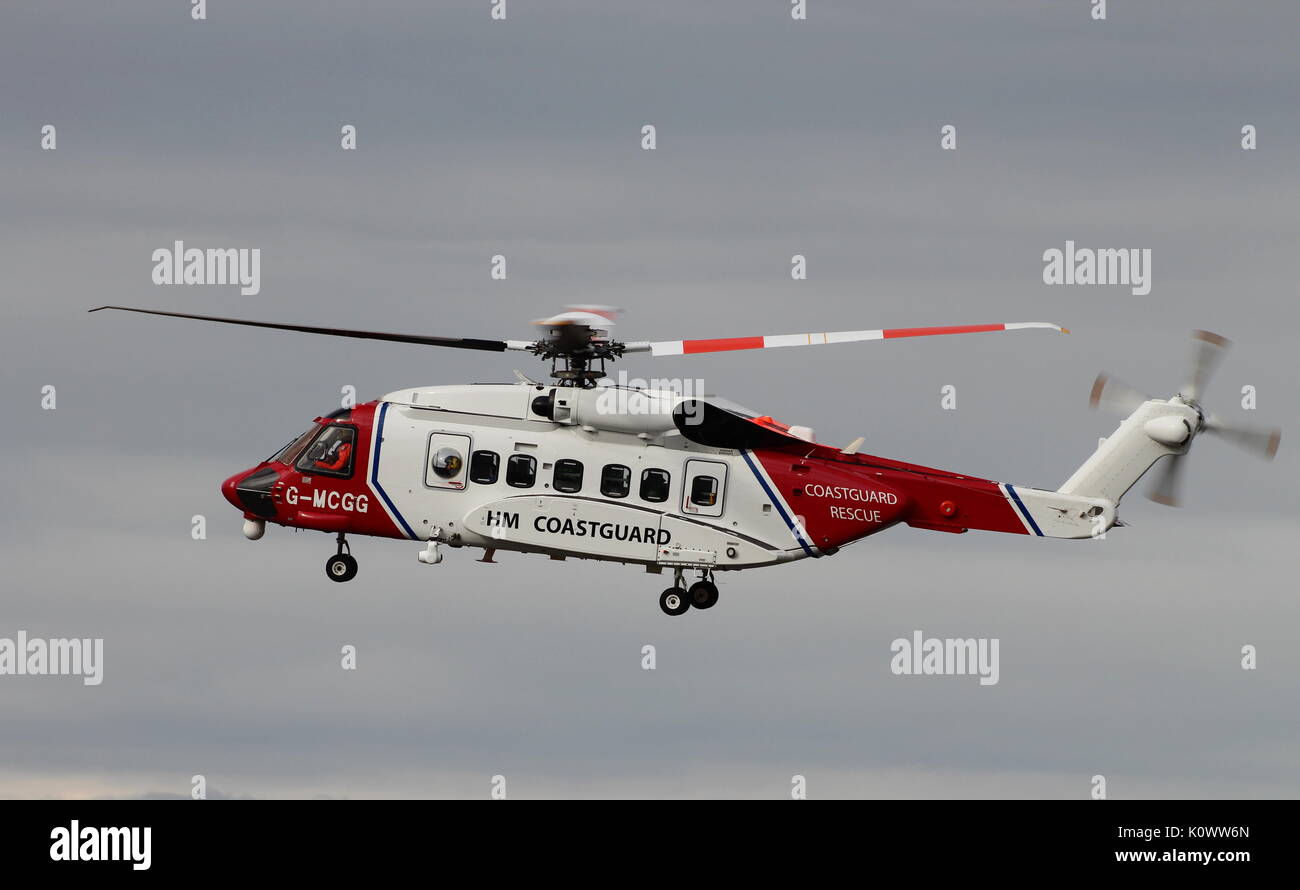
740;450;816;557
371;402;417;540
1005;484;1043;537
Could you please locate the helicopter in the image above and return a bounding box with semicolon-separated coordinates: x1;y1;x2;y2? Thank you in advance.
90;305;1280;616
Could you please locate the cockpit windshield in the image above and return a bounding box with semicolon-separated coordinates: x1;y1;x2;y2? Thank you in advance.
269;424;322;465
296;425;357;478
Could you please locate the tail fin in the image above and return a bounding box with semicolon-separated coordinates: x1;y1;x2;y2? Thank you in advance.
1067;335;1281;508
1058;399;1197;503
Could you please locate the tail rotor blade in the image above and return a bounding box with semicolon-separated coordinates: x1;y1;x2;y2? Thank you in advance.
1089;373;1151;415
1186;330;1229;402
1147;454;1186;507
1204;419;1282;460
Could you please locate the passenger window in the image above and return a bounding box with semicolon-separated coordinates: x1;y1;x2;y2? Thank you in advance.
425;433;472;490
554;459;584;493
470;450;500;485
296;425;356;479
601;464;631;498
682;459;727;516
506;454;536;488
640;468;670;502
690;475;718;507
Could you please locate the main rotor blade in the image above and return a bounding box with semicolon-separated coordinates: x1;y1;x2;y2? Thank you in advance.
1204;418;1282;460
88;306;529;352
1185;329;1229;401
1147;454;1186;507
1088;373;1151;414
626;321;1068;357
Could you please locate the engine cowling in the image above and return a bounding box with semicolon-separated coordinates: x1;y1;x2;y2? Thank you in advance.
550;387;686;435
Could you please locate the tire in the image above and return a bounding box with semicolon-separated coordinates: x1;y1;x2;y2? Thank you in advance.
326;553;358;583
659;587;690;616
688;580;719;610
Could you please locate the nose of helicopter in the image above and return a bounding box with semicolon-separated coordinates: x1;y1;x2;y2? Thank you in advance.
220;471;244;510
221;465;280;519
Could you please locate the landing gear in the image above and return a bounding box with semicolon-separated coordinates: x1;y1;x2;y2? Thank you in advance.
688;579;719;609
326;554;358;582
326;533;358;583
659;587;690;617
659;569;717;615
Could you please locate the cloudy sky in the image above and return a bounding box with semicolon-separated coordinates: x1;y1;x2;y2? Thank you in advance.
2;1;1297;798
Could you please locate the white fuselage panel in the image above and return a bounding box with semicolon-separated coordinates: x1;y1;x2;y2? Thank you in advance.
371;385;806;569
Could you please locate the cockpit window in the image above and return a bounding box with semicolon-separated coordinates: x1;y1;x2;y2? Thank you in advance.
296;425;357;478
270;424;322;465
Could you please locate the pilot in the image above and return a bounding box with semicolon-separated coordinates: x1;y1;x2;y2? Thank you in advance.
315;438;352;472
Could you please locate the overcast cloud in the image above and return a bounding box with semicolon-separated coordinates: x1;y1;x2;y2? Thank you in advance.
1;1;1297;798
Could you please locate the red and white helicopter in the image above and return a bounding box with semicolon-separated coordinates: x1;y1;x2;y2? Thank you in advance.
91;305;1280;616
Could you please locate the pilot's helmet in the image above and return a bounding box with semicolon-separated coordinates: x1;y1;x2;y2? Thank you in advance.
432;447;463;479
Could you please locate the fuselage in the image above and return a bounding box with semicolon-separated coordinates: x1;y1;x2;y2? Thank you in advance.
224;384;829;570
222;382;1111;575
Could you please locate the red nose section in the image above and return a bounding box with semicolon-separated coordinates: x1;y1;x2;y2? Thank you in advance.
221;471;244;509
222;465;280;520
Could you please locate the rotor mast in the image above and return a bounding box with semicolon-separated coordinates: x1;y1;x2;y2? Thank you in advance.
528;307;625;387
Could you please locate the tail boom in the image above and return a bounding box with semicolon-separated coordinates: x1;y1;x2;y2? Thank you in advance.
1058;399;1198;504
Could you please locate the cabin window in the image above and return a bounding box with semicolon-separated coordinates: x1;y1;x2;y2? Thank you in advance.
554;459;584;493
506;454;537;488
600;464;631;498
429;446;464;480
424;433;472;490
682;459;727;516
640;468;670;502
295;425;356;479
689;475;718;507
469;450;500;485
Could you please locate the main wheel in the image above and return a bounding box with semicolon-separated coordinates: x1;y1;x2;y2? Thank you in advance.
659;587;690;616
326;553;358;583
688;580;719;610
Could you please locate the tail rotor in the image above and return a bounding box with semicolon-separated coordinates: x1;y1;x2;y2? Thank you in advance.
1202;415;1282;460
1185;329;1229;403
1088;330;1280;507
1088;373;1151;415
1147;450;1188;507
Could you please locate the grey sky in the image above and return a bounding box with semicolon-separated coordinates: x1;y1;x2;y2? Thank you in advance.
1;1;1297;798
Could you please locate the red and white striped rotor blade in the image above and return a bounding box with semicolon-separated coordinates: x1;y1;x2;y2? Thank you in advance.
629;322;1067;357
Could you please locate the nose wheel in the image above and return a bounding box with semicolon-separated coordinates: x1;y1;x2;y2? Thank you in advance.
325;533;358;583
659;570;718;615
